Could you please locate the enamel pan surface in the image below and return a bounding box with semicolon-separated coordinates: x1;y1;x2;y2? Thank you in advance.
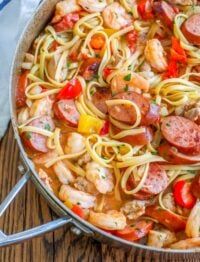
9;0;200;254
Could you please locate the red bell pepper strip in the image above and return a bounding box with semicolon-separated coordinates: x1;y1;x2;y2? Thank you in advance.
173;180;196;209
170;37;187;63
137;0;154;20
57;79;82;100
71;205;85;218
100;120;110;136
16;71;29;108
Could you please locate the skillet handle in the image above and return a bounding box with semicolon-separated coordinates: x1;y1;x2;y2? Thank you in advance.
0;165;72;247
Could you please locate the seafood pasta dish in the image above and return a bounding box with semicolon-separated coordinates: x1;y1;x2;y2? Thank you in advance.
16;0;200;249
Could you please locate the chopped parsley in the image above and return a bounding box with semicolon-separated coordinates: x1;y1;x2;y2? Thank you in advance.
124;85;129;92
67;61;72;68
90;88;95;96
123;73;131;81
166;123;171;127
44;123;51;131
128;65;132;70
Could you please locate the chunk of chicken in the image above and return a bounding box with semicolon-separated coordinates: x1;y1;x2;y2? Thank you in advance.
59;184;96;208
33;150;58;164
121;200;146;220
186;202;200;238
78;0;107;13
53;161;75;184
102;2;132;30
77;152;91;166
18;107;29;125
73;176;98;195
162;193;176;213
29;97;53;117
147;229;177;248
85;162;114;194
52;0;81;23
144;39;167;72
89;210;127;230
38;168;53;191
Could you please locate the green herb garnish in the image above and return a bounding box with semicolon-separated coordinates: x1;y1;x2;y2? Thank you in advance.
123;73;131;81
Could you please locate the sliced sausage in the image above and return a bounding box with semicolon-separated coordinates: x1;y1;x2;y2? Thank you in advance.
107;92;150;125
145;205;187;232
191;173;200;198
127;163;168;196
53;99;80;127
22;116;55;153
80;58;101;81
119;126;153;146
141;103;160;126
153;1;176;27
158;143;200;164
115;220;153;241
16;71;28;108
161;116;200;154
92;88;112;114
181;14;200;45
133;191;154;200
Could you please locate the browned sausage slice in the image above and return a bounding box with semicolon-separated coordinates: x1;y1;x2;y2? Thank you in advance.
153;1;176;27
191;173;200;198
53;99;80;127
127;163;168;196
181;14;200;45
161;116;200;154
158;143;200;164
145;205;186;232
92;88;111;114
107;92;150;125
22;116;55;153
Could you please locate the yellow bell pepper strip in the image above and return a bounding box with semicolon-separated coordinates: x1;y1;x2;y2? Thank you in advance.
64;199;73;209
103;29;116;36
78;114;104;134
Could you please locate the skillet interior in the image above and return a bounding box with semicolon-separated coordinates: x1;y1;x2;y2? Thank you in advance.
9;0;200;255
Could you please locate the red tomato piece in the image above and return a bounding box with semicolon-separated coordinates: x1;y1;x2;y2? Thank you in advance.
103;67;113;78
173;180;196;209
125;30;138;53
80;58;101;81
191;173;200;198
16;71;28;108
145;205;186;232
137;0;154;20
57;79;82;100
100;120;110;136
53;12;79;32
72;205;85;219
115;220;153;241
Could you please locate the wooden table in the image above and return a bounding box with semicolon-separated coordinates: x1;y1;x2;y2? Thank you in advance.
0;124;200;262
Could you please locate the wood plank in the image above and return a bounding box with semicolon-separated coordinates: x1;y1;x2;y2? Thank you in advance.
0;124;200;261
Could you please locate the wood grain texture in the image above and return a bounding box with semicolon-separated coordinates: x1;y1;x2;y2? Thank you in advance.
0;124;200;262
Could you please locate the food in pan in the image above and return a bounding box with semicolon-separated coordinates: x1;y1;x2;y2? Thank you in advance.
16;0;200;249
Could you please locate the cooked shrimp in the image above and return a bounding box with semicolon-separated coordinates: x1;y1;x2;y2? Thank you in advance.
85;162;114;194
73;177;98;194
65;132;85;154
121;200;146;220
38;169;53;191
185;202;200;238
111;72;149;95
29;97;53;117
89;210;126;230
59;185;96;208
144;39;167;72
33;150;58;164
52;0;81;23
77;152;91;166
170;238;200;249
53;161;75;184
148;230;177;248
102;3;132;30
78;0;107;13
